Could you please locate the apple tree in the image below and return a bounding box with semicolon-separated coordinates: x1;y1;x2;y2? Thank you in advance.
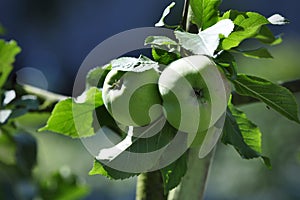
1;0;299;200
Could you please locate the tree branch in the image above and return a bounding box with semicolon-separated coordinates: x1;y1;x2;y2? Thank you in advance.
136;171;167;200
167;147;215;200
181;0;190;31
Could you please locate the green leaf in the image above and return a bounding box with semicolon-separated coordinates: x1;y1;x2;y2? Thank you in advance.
127;124;175;153
96;120;177;173
86;64;111;89
189;0;221;30
175;19;234;56
160;152;187;194
0;23;5;35
40;168;89;200
255;25;282;45
221;11;270;50
155;2;176;27
89;159;137;180
237;48;273;59
233;74;300;123
13;133;37;175
0;40;21;88
145;36;178;47
95;105;125;137
222;106;261;156
151;48;180;65
145;36;180;65
111;55;160;73
9;95;40;119
0;131;16;165
222;105;271;168
39;87;103;138
214;51;237;80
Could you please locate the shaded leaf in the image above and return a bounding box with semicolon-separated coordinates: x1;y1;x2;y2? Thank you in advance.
233;74;300;123
40;167;89;200
151;48;180;65
86;64;111;89
14;133;37;175
214;51;237;79
237;48;273;59
222;105;271;168
0;132;16;165
89;159;137;180
95;105;124;137
160;152;187;194
96;120;178;174
0;23;5;35
9;95;40;119
255;26;282;45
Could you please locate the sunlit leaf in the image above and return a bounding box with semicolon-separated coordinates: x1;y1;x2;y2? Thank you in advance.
222;105;271;168
221;11;270;50
175;19;234;56
233;74;300;123
89;159;137;180
39;87;103;138
190;0;222;30
0;40;21;88
155;2;176;27
268;14;289;25
111;55;160;72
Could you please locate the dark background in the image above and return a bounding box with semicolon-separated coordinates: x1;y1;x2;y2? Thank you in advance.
1;1;300;200
0;0;299;95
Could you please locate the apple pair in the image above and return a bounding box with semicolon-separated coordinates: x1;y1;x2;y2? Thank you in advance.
102;55;229;136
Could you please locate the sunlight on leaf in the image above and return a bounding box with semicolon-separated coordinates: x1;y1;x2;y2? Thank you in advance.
222;104;271;168
175;19;234;56
155;2;176;27
190;0;222;30
268;14;289;25
39;87;103;138
233;74;300;123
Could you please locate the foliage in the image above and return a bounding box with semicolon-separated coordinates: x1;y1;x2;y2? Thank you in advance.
37;1;299;196
0;39;89;200
1;0;298;198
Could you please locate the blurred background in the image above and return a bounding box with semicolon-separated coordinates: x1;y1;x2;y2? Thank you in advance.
0;0;299;199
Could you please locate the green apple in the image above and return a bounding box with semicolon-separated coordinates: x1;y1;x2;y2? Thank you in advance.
102;68;162;127
158;55;229;135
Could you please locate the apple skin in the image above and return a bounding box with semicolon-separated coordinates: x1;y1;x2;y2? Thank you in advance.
102;68;163;127
158;55;229;135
